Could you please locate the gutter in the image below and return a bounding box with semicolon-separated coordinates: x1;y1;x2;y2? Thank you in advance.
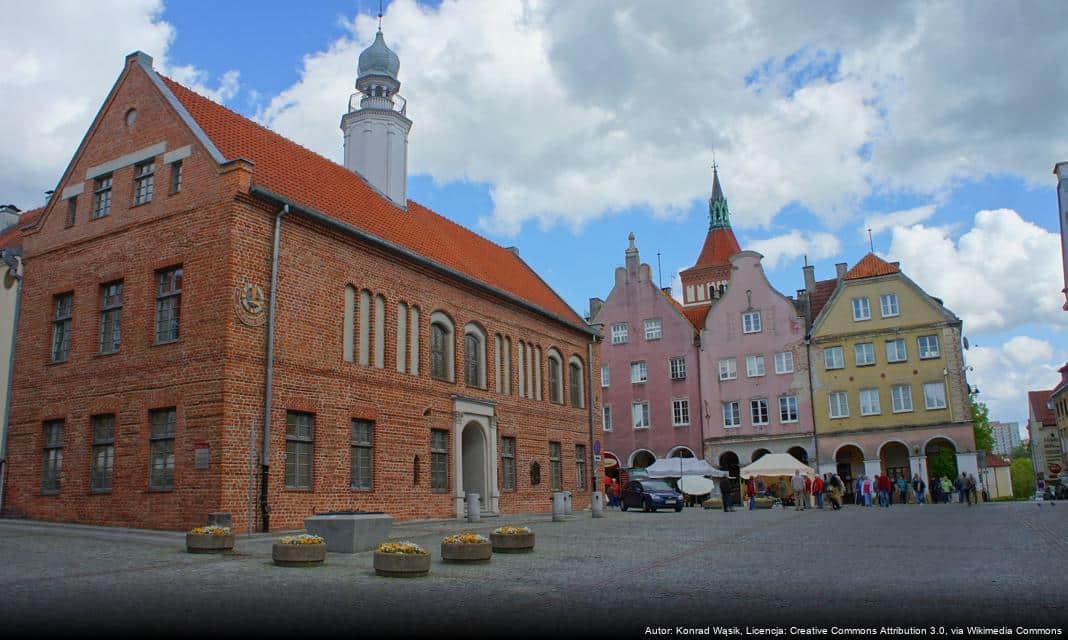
587;336;597;495
805;335;820;470
0;249;23;514
248;185;596;338
260;204;289;532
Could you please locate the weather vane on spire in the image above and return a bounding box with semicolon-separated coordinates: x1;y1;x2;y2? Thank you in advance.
711;148;718;173
867;227;874;252
378;0;384;31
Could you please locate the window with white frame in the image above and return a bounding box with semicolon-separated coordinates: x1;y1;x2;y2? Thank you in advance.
92;174;112;219
601;365;610;388
632;401;650;429
852;297;871;321
774;351;794;374
611;323;628;344
745;354;766;378
644;318;662;341
859;388;881;416
742;311;762;334
923;382;947;410
886;338;907;363
719;358;737;380
630;361;647;383
779;395;799;423
750;399;770;425
829;392;849;418
917;335;940;359
723;401;741;428
672;398;690;426
891;384;913;412
670;356;687;380
824;346;844;370
880;293;899;317
133;159;155;205
602;405;612;431
854;342;876;366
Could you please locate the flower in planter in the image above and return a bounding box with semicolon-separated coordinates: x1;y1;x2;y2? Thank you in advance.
278;534;325;545
442;532;489;544
189;526;232;536
493;526;532;535
376;541;429;555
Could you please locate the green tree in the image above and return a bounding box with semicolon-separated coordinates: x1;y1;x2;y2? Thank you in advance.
929;446;957;479
971;400;994;452
1010;444;1030;460
1010;457;1035;498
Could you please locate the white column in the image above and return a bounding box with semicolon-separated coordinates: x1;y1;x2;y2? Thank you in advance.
489;416;500;514
453;411;465;519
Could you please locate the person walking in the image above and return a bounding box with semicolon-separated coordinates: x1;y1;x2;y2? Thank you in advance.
813;474;825;509
719;475;735;512
791;471;807;511
912;474;927;505
746;477;756;510
966;473;978;506
895;475;909;504
862;475;873;507
855;476;864;506
956;473;967;505
940;476;953;503
877;474;891;508
804;475;813;509
828;475;843;510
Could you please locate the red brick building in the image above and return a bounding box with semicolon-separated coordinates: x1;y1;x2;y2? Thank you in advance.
3;45;599;532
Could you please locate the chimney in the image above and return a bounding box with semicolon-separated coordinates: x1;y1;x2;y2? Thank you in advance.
625;232;639;279
1060;363;1068;385
803;264;816;296
588;298;604;322
505;246;519;256
835;262;847;280
0;204;20;232
661;286;672;298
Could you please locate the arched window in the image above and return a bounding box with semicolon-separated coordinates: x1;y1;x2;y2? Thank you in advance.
343;285;355;362
517;340;526;398
463;323;486;388
429;311;454;382
358;289;371;366
547;349;563;404
569;356;584;408
373;294;385;369
396;302;408;373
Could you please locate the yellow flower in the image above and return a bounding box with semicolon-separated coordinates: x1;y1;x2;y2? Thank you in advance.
442;532;489;544
279;534;324;545
493;526;531;535
189;526;231;536
376;541;428;555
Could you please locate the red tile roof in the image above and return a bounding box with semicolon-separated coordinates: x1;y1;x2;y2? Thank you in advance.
984;452;1011;468
1029;390;1055;426
692;227;741;269
0;208;44;250
843;253;901;280
659;288;707;331
809;278;838;320
159;76;585;327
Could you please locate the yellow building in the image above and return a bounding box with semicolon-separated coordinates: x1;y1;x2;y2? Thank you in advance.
807;253;976;499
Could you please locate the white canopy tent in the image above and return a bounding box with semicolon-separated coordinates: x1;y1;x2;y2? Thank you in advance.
739;453;817;479
645;457;728;479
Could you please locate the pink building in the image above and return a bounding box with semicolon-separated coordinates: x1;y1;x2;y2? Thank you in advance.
591;234;704;474
698;251;815;489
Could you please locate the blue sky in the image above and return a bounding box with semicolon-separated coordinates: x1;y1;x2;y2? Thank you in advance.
2;0;1066;430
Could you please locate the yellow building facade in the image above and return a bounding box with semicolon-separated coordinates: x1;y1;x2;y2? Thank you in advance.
808;254;976;499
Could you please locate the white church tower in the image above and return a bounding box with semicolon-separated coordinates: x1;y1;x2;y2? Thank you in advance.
341;25;411;207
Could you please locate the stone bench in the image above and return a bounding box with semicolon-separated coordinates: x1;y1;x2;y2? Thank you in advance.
304;512;393;553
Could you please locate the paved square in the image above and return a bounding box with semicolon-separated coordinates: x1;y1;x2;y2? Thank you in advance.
1;502;1065;636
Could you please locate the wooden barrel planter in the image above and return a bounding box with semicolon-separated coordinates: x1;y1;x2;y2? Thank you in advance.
489;532;535;553
753;497;774;509
373;551;431;578
186;532;235;554
702;498;723;510
441;541;492;563
273;542;326;567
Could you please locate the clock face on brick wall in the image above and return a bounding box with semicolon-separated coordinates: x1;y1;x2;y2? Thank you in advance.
233;281;267;326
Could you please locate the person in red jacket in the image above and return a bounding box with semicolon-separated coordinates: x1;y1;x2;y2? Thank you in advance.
877;474;892;508
803;475;813;509
812;475;825;509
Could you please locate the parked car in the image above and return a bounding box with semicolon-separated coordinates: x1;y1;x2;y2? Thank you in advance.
620;480;684;512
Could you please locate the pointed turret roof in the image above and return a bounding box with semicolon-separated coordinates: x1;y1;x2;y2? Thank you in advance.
843;253;901;280
691;167;740;268
708;166;730;229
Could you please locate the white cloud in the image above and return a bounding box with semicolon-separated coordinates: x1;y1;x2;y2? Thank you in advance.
968;336;1062;425
0;0;239;208
748;230;841;270
863;204;937;237
888;209;1066;334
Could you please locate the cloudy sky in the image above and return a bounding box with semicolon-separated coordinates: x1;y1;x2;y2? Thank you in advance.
2;0;1066;430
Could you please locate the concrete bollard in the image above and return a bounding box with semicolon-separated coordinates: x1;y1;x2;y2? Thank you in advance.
564;491;573;515
551;492;568;522
466;493;481;523
591;491;604;518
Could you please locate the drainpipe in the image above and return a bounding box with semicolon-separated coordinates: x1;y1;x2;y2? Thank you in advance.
0;250;23;514
587;336;598;495
805;336;820;471
260;204;289;532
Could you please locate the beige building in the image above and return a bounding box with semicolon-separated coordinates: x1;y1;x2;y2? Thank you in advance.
806;253;977;497
981;453;1013;499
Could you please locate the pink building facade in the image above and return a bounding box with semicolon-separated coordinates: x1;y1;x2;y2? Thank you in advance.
698;251;815;485
591;235;704;472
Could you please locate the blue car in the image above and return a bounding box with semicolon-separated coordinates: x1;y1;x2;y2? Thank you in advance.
620;479;684;512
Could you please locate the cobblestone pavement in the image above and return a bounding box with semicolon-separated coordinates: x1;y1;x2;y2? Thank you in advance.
1;502;1066;637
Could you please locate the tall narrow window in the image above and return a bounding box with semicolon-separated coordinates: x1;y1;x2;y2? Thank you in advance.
575;444;587;490
65;196;77;228
464;325;485;388
632;401;651;429
670;356;687;380
41;420;64;493
92;174;112;219
285;411;314;490
494;334;503;392
569;359;583;408
396;302;408;372
501;336;510;394
601;365;610;388
431;429;448;491
549;441;562;491
148;408;176;490
534;346;542;400
548;351;563;404
358;290;371;365
133;159;155;205
501;436;516;491
343;285;355;362
778;396;799;423
90;415;115;492
602;405;613;431
155;267;182;343
170;160;183;194
431;324;448;380
351;419;373;490
723;402;741;428
51;293;73;363
99;281;123;354
409;306;420;375
517;341;526;398
672;398;690;426
373;294;385;369
750;399;769;425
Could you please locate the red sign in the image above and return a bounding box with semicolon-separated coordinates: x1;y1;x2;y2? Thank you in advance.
1049;463;1062;475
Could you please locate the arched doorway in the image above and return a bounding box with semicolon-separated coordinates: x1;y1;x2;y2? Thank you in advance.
835;444;864;503
787;446;808;465
669;446;695;458
461;422;487;508
880;441;910;503
630;450;656;469
751;448;771;463
718;451;741;504
925;437;958;497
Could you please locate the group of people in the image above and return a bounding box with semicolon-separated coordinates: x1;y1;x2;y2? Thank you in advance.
738;470;983;511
